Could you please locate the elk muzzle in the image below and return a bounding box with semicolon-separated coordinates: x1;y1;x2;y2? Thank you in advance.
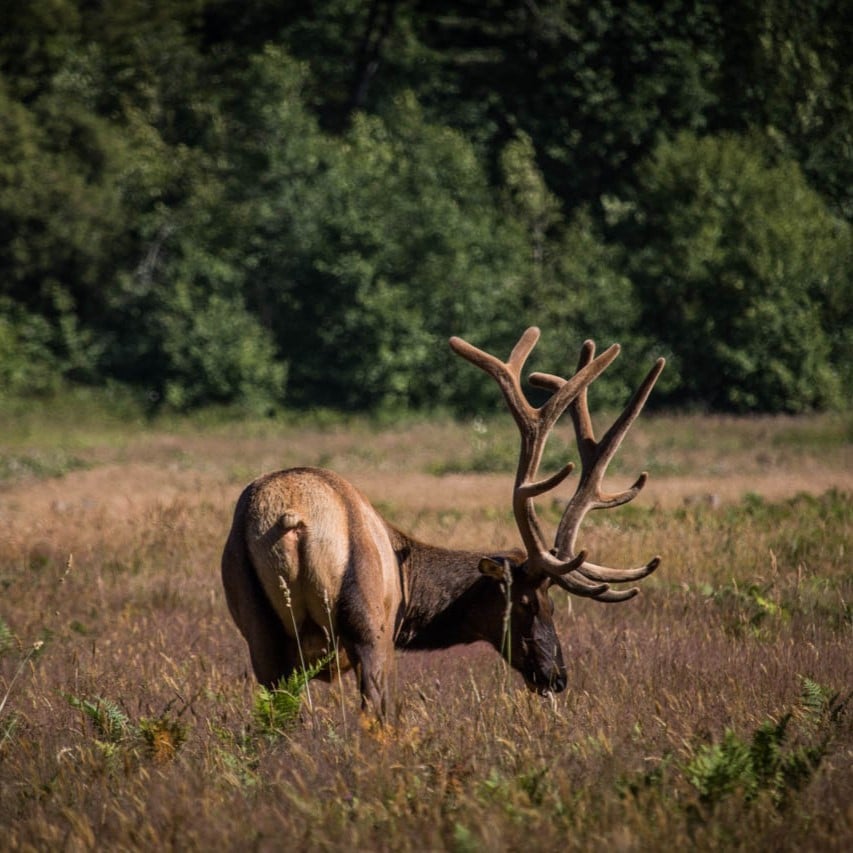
519;621;568;695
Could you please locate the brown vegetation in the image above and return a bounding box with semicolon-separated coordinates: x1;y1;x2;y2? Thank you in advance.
1;411;851;850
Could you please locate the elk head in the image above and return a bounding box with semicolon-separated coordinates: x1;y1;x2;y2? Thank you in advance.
450;328;665;692
474;550;568;694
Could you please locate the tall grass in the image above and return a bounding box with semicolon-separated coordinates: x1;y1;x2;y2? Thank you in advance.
0;413;850;850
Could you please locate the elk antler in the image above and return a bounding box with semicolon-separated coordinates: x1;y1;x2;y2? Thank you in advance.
450;328;664;602
529;340;666;601
451;328;615;598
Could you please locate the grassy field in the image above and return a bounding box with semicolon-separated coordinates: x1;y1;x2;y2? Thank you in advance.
1;401;851;851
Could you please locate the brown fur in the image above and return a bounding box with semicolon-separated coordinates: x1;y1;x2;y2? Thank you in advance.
222;467;566;717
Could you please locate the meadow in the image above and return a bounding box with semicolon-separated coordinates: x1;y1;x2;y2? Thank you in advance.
1;398;851;851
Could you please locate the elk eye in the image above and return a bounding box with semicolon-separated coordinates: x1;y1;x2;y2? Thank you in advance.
519;594;532;608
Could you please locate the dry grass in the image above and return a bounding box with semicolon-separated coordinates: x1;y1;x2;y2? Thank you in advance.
0;411;851;851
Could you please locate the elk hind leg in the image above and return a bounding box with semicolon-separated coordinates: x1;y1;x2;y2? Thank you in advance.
338;604;394;720
351;641;393;719
222;528;298;687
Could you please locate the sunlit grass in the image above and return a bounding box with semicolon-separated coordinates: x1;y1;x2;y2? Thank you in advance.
0;409;851;849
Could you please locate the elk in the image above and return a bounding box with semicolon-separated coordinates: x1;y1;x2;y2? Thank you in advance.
221;328;665;718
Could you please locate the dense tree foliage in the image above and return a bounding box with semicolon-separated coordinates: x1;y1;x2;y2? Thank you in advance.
1;1;850;413
626;132;849;411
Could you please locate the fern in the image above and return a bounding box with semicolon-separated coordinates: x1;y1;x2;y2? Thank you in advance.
66;694;132;743
686;729;755;803
139;715;188;763
748;716;789;795
65;693;188;763
253;654;333;735
0;619;14;656
799;677;836;720
685;678;848;813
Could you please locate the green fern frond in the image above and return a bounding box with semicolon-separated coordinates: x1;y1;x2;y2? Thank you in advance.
0;619;14;656
799;677;835;720
685;680;848;813
686;729;755;803
253;653;333;735
66;694;131;743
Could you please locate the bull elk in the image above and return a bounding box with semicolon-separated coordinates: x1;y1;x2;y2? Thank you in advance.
221;328;664;717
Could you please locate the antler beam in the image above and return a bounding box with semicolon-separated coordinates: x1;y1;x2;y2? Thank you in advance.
450;328;665;603
530;340;666;600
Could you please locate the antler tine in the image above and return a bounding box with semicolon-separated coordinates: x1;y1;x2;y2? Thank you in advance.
449;327;539;429
450;329;622;598
528;342;665;599
554;354;666;554
549;571;641;602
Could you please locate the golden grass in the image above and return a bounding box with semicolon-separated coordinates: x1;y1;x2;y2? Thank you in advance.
0;412;851;850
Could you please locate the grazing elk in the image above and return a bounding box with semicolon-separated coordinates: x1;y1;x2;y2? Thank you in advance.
221;328;664;717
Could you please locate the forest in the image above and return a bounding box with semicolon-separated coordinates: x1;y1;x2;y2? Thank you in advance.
1;0;851;414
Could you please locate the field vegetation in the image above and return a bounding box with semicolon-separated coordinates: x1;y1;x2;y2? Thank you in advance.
1;403;851;850
3;5;850;845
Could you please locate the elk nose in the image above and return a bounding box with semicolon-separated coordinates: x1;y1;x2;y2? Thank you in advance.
551;673;567;693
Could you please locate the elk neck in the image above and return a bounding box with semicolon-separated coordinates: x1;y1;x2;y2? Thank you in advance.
388;528;519;650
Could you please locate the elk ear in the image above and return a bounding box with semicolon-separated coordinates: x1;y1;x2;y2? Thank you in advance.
478;556;512;581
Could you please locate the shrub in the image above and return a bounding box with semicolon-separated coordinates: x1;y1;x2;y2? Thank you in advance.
154;285;287;412
0;298;61;395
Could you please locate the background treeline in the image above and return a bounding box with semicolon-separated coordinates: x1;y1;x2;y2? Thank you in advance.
1;0;850;414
